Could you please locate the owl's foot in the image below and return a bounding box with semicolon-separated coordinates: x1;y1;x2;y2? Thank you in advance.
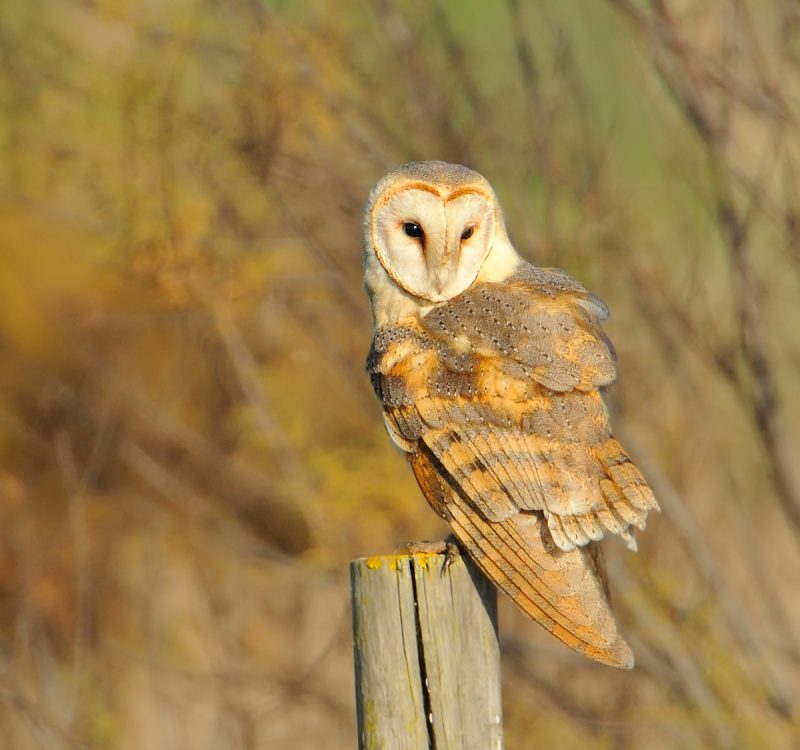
393;535;461;570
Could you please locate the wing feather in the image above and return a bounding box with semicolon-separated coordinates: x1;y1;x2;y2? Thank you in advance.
409;449;634;668
406;391;655;551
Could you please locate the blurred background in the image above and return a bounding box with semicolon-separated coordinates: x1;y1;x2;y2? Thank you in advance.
2;0;800;747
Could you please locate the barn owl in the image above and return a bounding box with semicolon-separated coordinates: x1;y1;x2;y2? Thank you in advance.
362;160;659;668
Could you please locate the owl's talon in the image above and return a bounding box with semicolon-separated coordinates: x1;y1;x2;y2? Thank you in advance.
442;534;461;570
393;538;462;575
394;539;450;556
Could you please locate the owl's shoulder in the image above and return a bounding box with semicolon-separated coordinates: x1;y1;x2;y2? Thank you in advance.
507;262;610;321
418;261;611;343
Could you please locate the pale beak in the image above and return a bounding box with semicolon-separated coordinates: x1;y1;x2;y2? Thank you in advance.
431;269;448;295
427;235;459;296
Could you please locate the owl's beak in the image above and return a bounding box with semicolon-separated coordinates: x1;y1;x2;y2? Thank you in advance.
428;236;459;295
429;259;456;296
431;269;448;295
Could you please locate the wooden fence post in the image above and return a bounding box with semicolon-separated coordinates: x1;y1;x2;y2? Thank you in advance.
350;551;503;750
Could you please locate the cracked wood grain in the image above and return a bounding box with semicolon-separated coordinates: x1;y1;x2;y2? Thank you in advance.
351;551;502;750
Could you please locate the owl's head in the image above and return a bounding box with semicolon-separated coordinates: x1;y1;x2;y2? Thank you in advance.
362;161;520;324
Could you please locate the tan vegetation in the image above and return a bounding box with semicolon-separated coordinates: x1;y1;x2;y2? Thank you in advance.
1;1;800;747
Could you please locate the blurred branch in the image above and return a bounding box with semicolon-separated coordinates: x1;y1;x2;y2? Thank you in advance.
0;678;90;750
121;384;312;556
612;561;739;750
505;0;540;109
212;305;323;543
607;0;793;124
618;257;800;673
60;0;241;60
606;0;800;541
500;640;643;747
626;261;741;391
431;1;488;121
245;0;398;170
616;426;795;719
368;0;468;160
265;177;366;322
120;439;211;520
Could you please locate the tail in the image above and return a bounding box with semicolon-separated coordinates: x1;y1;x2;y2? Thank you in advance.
410;450;634;668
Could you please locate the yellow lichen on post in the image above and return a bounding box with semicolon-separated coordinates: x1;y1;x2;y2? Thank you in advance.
363;552;441;572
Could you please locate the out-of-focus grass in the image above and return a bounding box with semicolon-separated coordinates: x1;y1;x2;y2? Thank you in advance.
1;1;800;748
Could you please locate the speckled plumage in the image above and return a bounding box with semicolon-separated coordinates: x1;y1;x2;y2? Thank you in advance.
362;161;659;668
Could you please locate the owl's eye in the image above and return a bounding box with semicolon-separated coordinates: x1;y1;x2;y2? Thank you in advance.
402;222;423;239
461;226;475;241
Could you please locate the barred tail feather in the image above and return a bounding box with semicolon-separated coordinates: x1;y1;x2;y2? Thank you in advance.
409;450;634;668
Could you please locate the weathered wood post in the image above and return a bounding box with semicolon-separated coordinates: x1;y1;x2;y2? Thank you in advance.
350;551;503;750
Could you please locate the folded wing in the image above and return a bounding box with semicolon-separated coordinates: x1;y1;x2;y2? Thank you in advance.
368;265;659;667
409;448;634;668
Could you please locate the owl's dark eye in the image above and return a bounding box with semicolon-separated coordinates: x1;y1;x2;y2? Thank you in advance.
461;226;475;241
402;222;423;239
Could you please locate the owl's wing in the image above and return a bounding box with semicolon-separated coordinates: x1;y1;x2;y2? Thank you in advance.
368;270;657;667
408;447;633;668
409;385;658;552
386;274;658;552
